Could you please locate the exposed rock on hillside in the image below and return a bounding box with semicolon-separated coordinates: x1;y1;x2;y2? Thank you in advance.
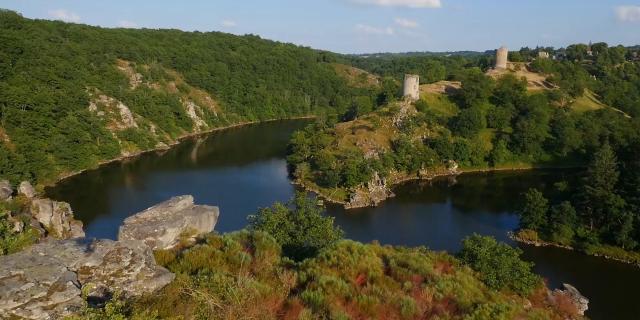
345;172;395;209
18;181;36;199
118;195;219;250
0;180;12;201
552;283;590;316
0;238;174;320
184;100;209;131
88;93;138;130
31;199;85;239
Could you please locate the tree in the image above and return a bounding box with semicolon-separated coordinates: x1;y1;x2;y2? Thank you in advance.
519;188;549;231
580;144;624;229
547;201;578;246
248;192;343;261
458;235;540;295
456;69;494;108
451;106;486;138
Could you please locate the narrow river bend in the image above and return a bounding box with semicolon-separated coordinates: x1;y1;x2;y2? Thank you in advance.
47;120;640;320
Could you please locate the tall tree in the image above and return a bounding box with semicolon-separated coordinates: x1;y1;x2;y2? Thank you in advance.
519;188;549;231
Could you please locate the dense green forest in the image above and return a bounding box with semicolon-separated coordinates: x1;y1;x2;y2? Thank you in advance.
517;142;640;263
0;9;377;184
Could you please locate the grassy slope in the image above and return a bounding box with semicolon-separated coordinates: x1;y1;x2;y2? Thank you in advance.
128;231;577;320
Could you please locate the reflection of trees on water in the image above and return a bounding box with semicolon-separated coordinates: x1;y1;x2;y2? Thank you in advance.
394;170;581;215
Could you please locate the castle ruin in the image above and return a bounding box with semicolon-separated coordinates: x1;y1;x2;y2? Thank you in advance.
403;74;420;101
495;46;508;69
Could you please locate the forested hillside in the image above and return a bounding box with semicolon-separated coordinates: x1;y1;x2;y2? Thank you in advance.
0;10;377;184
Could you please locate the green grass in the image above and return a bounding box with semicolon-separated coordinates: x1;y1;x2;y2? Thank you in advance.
421;93;459;118
569;89;607;113
584;245;640;265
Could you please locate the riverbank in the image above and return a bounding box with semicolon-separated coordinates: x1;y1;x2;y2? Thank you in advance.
297;162;579;210
510;229;640;268
45;116;316;189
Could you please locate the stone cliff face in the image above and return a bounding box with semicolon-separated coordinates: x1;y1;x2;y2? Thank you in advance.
0;193;220;320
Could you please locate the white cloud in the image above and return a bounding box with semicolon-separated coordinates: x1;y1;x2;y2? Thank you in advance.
117;20;138;28
221;20;238;28
394;18;419;28
48;9;81;23
349;0;441;8
616;5;640;22
355;24;395;36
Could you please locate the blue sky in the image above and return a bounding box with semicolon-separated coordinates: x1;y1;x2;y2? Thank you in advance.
1;0;639;53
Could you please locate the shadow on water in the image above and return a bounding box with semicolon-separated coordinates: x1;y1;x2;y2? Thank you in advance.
46;120;639;320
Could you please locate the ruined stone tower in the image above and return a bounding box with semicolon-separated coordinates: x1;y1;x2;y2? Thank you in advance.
495;46;508;69
403;74;420;101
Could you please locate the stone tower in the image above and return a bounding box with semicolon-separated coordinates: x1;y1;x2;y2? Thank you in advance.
495;46;508;69
403;74;420;101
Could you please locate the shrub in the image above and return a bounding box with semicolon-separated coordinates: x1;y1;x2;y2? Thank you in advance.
248;192;343;261
458;235;540;296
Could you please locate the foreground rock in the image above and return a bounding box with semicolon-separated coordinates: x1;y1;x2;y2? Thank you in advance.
118;195;219;250
30;198;85;239
0;238;174;320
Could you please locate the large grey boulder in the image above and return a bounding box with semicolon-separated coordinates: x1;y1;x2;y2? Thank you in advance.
0;238;174;320
18;181;37;199
30;199;85;239
118;195;219;250
0;180;12;201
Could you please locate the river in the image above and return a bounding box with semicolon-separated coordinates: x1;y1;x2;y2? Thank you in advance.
47;120;640;319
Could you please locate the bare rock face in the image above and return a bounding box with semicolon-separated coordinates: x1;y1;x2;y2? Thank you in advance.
0;238;174;320
0;180;12;201
75;239;176;305
118;195;219;250
18;181;36;199
554;283;589;316
30;199;85;239
345;172;395;209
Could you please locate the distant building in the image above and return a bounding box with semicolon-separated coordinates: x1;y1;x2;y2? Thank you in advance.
587;41;593;57
495;46;508;69
538;51;550;59
403;74;420;101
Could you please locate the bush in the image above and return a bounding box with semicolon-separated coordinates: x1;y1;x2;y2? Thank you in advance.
248;192;343;261
458;235;540;296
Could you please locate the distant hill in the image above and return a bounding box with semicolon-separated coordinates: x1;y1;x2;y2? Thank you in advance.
352;51;486;59
0;9;377;184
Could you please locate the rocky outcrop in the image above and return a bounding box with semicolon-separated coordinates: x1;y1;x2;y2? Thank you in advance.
118;195;219;250
30;199;85;239
18;181;36;199
184;100;208;131
345;172;395;209
0;238;174;320
0;180;12;201
552;283;589;316
0;194;219;319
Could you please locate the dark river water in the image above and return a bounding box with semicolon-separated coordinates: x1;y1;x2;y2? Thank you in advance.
47;119;640;320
